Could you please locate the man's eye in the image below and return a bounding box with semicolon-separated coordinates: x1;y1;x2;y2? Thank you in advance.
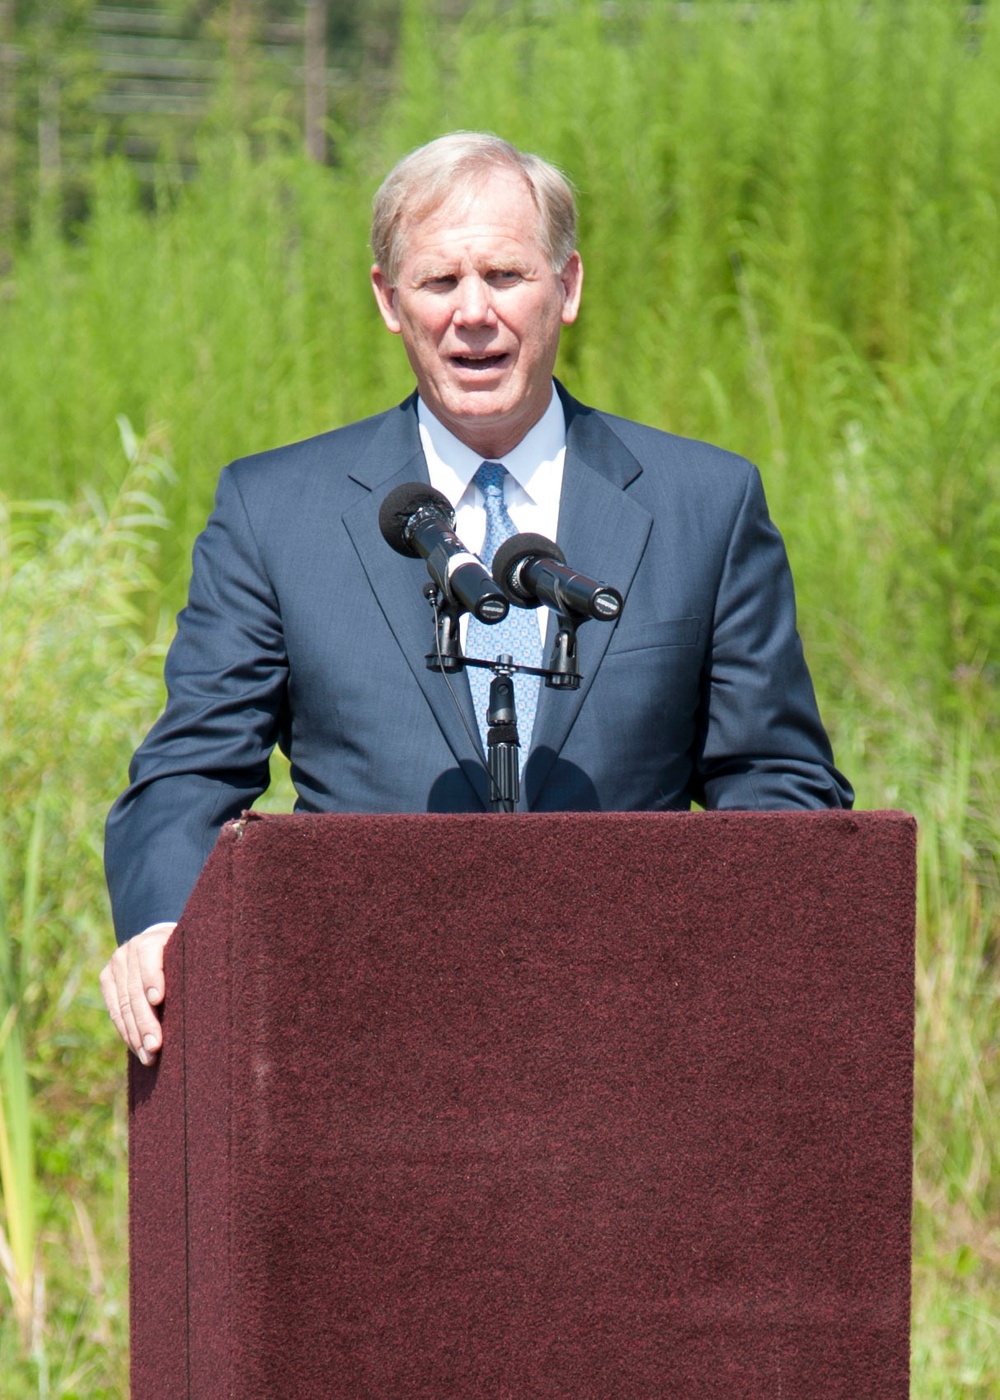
490;270;521;284
423;276;457;290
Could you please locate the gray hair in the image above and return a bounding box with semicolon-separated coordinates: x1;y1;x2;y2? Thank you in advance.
371;132;578;284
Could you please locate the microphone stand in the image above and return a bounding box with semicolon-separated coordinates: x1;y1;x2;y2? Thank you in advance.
434;649;537;813
423;586;587;814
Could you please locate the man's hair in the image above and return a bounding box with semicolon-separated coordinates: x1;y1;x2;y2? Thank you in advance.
371;132;578;284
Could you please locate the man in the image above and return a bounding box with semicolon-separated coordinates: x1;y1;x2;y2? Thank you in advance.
101;132;852;1064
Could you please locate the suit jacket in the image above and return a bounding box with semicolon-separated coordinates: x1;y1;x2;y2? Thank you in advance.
105;384;852;942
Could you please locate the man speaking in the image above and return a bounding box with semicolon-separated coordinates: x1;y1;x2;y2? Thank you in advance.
101;132;852;1063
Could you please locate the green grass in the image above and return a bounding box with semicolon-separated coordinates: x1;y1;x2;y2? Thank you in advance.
0;0;997;1391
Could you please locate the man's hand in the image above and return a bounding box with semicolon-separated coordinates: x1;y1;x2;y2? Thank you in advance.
100;922;177;1064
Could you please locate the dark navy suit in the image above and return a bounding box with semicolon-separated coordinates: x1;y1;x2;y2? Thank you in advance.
105;385;852;942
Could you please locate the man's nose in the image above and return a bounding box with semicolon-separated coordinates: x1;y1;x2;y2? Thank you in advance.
452;275;496;327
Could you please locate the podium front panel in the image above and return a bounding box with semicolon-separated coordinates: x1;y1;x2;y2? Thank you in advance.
130;810;916;1398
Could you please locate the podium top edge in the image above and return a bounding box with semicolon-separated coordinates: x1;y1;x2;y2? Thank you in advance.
226;809;915;836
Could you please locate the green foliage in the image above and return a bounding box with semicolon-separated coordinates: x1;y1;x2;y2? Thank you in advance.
0;0;997;1389
0;420;169;1393
1;1;105;229
0;145;391;562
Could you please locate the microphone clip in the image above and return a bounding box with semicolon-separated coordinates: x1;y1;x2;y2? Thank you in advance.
423;582;465;673
423;584;583;689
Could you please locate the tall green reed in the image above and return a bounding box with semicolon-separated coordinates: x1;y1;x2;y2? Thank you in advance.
0;795;43;1356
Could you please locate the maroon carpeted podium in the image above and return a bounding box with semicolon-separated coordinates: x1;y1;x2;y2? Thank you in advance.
129;810;916;1398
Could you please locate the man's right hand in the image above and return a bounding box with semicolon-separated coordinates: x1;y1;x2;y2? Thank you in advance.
100;922;177;1064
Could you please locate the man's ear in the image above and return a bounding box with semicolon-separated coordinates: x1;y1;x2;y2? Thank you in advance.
559;252;584;327
370;266;402;334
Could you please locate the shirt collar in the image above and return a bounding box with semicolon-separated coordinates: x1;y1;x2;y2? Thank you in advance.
417;385;567;506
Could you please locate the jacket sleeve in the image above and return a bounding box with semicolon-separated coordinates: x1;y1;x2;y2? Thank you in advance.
104;466;288;943
693;464;853;811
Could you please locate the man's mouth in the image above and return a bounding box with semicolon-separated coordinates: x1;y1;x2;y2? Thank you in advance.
451;353;508;371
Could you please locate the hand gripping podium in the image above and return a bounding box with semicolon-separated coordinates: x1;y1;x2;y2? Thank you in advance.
129;810;916;1399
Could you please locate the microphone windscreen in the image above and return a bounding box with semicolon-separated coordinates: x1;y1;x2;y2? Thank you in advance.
379;483;454;556
492;533;565;603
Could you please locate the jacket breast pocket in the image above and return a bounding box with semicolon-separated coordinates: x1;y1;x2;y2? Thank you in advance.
606;617;701;656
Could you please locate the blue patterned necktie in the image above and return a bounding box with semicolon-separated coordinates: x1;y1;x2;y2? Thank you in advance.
466;461;542;769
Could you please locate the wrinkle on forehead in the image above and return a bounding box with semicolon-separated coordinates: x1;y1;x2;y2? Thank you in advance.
416;165;539;224
397;170;543;262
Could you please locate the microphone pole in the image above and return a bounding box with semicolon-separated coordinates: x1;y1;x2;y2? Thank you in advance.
485;659;519;813
422;587;521;811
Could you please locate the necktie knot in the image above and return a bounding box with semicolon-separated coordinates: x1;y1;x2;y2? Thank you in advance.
475;459;507;495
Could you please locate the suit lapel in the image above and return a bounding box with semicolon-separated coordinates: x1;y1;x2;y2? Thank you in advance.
524;390;653;807
342;398;489;807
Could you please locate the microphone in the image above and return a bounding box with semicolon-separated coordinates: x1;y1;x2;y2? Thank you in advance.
492;533;623;622
379;482;509;624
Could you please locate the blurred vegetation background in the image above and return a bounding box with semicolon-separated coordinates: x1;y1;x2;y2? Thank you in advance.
1;0;998;1394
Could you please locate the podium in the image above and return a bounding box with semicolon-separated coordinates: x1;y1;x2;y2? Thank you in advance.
129;810;915;1398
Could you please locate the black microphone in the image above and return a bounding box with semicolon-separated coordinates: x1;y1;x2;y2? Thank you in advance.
379;482;509;624
492;533;623;622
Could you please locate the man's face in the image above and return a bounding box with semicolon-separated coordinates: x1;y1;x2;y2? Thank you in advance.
371;170;583;459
